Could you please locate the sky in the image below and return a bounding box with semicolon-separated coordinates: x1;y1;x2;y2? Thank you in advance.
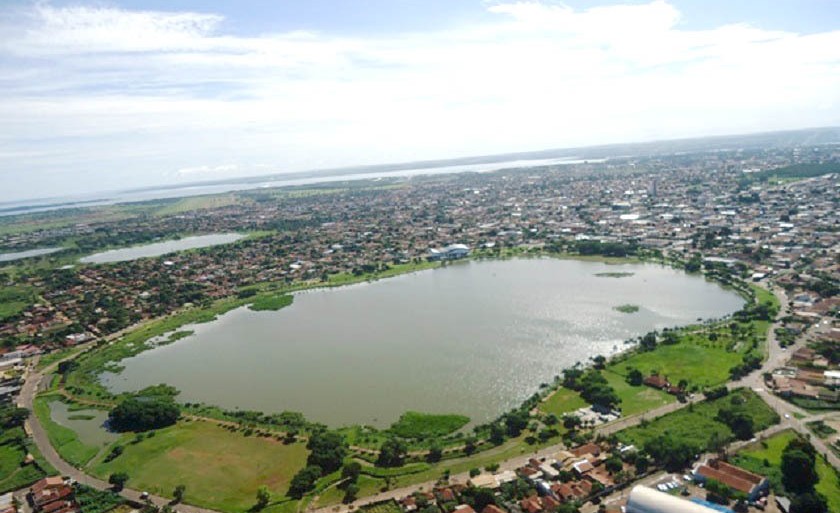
0;0;838;202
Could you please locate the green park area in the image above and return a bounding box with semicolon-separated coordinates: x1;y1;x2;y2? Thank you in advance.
616;388;779;450
539;284;778;418
732;430;840;513
90;420;309;512
0;407;54;494
0;285;38;321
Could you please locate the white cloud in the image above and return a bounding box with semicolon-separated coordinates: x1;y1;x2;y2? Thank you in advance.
0;1;838;201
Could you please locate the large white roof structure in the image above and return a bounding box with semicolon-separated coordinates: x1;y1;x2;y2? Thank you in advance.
626;486;719;513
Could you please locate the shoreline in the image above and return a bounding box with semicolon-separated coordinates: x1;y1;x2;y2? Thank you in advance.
58;252;748;432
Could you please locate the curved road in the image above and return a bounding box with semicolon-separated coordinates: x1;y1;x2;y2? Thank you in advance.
18;351;222;513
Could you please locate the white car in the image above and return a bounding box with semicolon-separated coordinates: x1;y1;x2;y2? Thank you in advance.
784;413;791;419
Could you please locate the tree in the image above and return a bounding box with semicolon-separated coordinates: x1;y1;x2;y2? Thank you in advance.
640;332;657;351
644;434;698;471
377;438;408;467
108;397;180;432
592;355;606;370
781;449;819;494
288;466;322;498
626;369;643;386
604;456;623;474
790;492;828;513
634;454;649;474
504;411;529;437
173;484;186;503
341;462;361;483
563;415;582;431
343;484;360;504
108;472;129;491
0;406;28;429
464;436;477;455
472;488;496;512
427;444;443;462
489;423;506;445
306;431;347;474
717;407;754;440
256;485;271;509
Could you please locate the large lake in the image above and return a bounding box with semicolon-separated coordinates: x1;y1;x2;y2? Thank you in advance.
101;259;744;427
80;233;244;264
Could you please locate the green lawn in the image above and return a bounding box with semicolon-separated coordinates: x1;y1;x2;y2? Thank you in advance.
603;371;674;416
539;387;588;417
89;420;309;513
733;430;840;513
609;343;742;389
0;427;51;494
538;372;672;419
0;285;37;320
617;389;779;451
33;396;100;467
389;412;470;439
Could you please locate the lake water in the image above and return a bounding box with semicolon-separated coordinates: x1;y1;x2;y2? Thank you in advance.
48;400;118;447
80;233;244;264
0;247;63;262
101;259;744;428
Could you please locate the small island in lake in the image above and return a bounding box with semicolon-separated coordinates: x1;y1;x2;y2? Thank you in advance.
614;304;640;313
595;272;635;278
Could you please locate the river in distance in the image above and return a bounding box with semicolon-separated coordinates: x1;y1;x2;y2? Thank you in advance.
100;258;744;428
80;233;244;264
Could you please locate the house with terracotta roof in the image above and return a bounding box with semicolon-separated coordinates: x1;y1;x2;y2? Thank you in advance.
692;458;768;500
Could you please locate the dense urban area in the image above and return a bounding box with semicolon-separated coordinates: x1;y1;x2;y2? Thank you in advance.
1;135;839;513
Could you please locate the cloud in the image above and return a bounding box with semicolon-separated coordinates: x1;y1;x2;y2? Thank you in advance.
0;1;838;201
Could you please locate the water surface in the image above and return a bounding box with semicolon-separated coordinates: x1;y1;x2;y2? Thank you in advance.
0;247;63;262
80;233;244;264
101;259;744;427
48;400;118;447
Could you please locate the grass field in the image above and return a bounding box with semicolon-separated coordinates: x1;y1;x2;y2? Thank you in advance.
89;420;309;512
609;343;742;389
0;285;37;320
389;412;470;439
603;371;674;416
732;430;840;513
617;388;779;450
539;387;588;417
0;427;51;494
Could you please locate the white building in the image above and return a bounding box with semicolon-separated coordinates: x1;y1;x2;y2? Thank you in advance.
625;486;719;513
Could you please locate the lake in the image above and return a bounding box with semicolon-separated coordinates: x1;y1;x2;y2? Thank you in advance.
101;259;745;428
80;233;244;264
0;247;63;262
48;400;118;447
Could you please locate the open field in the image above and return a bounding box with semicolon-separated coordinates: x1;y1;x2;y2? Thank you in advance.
621;388;777;447
732;430;840;513
609;343;742;388
0;285;37;320
603;371;674;416
0;427;52;493
538;386;588;417
89;420;309;512
616;388;779;450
